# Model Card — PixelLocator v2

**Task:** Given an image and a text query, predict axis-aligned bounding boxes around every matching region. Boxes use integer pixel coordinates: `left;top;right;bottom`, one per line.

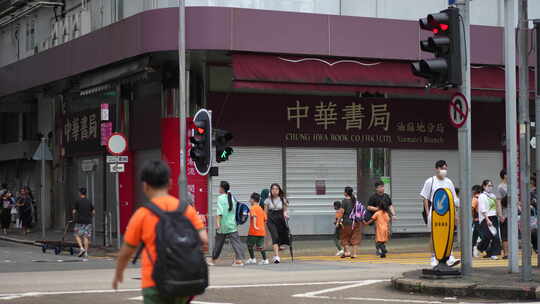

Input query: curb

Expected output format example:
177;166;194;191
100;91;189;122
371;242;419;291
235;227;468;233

392;275;538;300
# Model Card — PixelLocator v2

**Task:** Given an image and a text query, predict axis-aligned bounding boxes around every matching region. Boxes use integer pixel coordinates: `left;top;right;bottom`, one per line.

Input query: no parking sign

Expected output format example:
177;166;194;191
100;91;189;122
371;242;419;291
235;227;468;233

448;93;469;128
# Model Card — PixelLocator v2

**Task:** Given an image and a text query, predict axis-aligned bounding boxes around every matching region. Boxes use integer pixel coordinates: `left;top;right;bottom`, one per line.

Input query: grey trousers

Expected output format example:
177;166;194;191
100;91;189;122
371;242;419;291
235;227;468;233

212;231;245;260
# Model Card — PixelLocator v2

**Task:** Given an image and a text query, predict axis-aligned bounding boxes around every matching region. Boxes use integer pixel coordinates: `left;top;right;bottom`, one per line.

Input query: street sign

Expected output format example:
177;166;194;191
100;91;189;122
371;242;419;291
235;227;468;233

81;159;96;172
106;133;127;156
106;155;129;163
110;163;125;173
431;188;456;265
32;141;53;161
448;93;469;128
531;137;536;149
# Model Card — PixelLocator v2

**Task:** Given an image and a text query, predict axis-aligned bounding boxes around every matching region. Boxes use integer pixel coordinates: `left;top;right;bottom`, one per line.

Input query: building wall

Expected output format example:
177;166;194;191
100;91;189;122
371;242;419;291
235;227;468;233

1;0;538;68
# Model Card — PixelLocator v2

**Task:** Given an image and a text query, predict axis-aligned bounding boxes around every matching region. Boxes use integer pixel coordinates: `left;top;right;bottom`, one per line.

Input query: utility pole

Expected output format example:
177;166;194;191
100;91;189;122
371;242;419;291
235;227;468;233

456;0;472;276
535;19;540;269
178;0;188;200
505;0;519;274
518;0;531;281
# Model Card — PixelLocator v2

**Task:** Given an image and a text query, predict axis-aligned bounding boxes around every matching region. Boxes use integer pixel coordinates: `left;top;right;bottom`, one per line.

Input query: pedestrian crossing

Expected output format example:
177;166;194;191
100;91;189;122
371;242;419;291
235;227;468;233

294;252;539;268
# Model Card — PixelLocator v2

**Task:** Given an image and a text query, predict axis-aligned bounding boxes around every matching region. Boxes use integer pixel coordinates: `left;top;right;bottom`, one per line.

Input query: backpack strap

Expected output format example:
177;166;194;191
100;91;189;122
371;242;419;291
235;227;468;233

143;201;166;218
176;200;189;214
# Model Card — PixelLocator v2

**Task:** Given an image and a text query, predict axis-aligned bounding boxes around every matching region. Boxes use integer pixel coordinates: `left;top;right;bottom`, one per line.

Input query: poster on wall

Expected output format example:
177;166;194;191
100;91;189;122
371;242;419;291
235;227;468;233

63;109;102;156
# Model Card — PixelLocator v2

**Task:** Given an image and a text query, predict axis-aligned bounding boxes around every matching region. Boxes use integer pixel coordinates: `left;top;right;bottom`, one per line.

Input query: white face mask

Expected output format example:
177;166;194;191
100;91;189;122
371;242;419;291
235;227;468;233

486;186;494;193
438;169;448;178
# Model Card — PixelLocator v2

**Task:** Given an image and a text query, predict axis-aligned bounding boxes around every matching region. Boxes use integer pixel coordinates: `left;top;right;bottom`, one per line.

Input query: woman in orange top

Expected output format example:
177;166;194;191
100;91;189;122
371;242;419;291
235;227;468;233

365;200;391;258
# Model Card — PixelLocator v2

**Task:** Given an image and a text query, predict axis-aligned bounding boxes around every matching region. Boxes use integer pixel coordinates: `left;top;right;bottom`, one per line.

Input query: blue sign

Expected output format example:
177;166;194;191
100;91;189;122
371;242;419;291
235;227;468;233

448;0;456;5
433;189;450;216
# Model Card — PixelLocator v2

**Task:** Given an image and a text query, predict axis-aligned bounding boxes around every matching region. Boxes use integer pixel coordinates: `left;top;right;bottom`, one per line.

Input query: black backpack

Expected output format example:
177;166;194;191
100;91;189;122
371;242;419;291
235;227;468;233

141;201;208;298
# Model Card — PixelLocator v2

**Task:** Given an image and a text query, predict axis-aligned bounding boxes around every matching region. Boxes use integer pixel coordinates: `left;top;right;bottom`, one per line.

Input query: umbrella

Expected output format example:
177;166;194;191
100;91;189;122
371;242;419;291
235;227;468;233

286;218;294;263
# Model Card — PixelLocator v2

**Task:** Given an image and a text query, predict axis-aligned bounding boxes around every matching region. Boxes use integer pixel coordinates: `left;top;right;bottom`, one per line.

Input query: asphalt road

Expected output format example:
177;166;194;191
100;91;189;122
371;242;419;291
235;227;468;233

0;240;533;304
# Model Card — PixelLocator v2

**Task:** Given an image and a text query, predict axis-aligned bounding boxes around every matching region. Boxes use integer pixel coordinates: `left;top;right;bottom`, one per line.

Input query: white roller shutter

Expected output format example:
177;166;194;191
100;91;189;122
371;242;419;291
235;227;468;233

286;148;357;235
211;147;282;236
391;149;502;234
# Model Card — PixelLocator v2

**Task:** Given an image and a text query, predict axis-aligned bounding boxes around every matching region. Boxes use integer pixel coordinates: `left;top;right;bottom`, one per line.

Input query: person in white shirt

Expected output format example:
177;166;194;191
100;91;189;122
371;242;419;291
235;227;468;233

476;179;501;260
420;160;460;268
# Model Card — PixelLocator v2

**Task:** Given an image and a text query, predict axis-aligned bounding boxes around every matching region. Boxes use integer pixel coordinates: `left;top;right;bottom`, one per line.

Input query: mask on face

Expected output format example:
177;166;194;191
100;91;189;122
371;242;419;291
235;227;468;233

486;186;494;193
438;169;448;178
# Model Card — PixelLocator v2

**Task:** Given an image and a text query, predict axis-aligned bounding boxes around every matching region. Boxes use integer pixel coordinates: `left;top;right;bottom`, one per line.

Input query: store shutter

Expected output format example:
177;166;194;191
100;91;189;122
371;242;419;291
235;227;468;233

286;147;357;235
391;149;502;234
211;147;282;236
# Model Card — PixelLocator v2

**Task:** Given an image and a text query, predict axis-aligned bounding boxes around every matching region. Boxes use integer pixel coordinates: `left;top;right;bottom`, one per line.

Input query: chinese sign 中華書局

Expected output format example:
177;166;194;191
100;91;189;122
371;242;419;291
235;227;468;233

288;100;391;131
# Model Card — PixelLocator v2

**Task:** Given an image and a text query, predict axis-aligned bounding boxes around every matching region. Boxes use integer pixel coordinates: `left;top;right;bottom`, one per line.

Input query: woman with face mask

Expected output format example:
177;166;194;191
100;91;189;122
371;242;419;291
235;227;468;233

476;179;501;260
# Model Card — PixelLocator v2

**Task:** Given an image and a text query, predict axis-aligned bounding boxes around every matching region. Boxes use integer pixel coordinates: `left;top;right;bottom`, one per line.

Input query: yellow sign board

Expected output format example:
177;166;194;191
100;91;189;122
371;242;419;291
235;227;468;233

431;188;455;262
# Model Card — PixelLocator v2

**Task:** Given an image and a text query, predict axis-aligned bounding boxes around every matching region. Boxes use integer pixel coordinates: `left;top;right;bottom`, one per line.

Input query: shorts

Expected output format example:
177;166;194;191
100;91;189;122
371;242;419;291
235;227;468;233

74;224;92;238
142;287;189;304
340;224;362;246
247;235;265;249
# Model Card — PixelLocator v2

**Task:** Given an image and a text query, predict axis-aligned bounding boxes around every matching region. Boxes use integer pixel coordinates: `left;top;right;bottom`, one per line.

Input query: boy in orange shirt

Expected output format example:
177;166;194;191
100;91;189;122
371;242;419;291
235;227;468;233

365;200;391;258
112;161;208;304
246;192;269;265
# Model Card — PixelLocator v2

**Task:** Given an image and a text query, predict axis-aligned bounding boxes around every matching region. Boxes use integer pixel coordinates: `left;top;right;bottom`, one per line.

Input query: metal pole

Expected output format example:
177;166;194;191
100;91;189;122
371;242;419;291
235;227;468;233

178;0;188;200
208;174;214;255
535;19;540;268
505;0;520;273
91;170;96;243
456;0;472;276
40;137;46;240
518;0;531;281
115;171;121;249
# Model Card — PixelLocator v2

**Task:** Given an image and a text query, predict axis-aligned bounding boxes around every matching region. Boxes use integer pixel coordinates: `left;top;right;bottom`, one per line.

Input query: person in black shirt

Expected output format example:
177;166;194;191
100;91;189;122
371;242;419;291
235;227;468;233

367;181;396;218
16;187;33;235
73;188;94;258
367;181;396;252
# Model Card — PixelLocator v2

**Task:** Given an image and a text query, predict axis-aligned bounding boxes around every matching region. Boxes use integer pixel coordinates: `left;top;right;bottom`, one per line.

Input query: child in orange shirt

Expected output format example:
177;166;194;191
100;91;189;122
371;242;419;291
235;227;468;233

365;200;391;258
246;192;269;265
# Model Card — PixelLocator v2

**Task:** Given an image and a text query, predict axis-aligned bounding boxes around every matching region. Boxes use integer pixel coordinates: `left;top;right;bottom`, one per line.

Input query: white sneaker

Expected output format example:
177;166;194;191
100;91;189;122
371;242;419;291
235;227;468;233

336;250;344;256
206;258;215;266
447;256;461;267
258;259;270;265
245;258;257;265
231;262;244;267
473;246;480;258
490;256;498;260
430;256;438;267
272;256;281;264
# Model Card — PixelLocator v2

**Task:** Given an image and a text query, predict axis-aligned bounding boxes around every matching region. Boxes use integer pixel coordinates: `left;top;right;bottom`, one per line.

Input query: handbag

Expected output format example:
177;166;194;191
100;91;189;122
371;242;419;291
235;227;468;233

421;177;435;225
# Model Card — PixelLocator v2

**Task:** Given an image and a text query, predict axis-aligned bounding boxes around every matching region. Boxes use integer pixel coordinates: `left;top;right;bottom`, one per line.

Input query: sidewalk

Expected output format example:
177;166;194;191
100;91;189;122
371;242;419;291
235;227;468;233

0;228;432;258
392;267;540;300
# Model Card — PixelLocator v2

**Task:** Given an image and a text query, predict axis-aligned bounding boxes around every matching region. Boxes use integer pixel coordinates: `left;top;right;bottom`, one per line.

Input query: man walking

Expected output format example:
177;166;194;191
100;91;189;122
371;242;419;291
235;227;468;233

420;160;460;267
73;188;94;259
113;160;208;304
367;181;396;252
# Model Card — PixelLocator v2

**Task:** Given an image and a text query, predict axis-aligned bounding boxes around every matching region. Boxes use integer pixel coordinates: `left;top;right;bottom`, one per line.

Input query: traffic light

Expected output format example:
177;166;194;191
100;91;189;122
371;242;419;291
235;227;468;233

215;129;233;163
411;7;462;88
190;109;212;175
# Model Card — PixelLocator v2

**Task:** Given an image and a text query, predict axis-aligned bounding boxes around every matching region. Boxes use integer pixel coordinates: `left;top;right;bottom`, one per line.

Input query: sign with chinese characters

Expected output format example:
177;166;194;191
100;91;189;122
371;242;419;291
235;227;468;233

63;110;101;155
101;122;113;146
208;93;504;150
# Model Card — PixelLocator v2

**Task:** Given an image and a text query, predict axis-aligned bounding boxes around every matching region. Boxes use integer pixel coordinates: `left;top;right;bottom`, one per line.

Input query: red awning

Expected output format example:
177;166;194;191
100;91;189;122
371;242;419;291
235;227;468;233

232;53;534;99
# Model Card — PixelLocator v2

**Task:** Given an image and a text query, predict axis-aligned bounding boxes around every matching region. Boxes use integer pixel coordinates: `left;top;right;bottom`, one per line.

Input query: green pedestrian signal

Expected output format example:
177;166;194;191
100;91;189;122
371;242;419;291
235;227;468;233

215;129;233;163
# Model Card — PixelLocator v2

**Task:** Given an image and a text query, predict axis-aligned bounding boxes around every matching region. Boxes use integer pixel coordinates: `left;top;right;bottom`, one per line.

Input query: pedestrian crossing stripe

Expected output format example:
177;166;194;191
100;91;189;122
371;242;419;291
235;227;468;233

291;252;539;268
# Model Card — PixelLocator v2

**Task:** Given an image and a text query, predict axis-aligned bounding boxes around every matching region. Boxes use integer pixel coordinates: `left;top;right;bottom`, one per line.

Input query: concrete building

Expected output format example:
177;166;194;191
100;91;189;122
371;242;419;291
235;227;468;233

0;0;538;238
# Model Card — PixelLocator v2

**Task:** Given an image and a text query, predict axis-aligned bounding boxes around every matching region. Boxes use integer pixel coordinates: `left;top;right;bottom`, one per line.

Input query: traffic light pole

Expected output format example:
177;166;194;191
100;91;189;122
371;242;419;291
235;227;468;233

535;19;540;270
178;0;189;200
518;0;532;281
504;0;520;274
455;0;472;276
